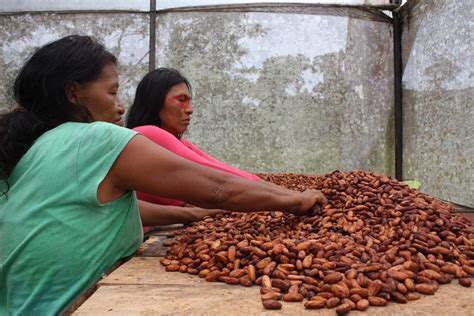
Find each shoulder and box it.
[48,122,133,138]
[80,122,137,148]
[132,125,179,143]
[87,121,134,134]
[132,125,168,136]
[39,122,137,157]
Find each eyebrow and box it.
[173,94,191,98]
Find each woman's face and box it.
[71,63,125,126]
[159,82,193,137]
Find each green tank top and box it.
[0,122,143,314]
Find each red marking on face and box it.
[159,82,193,137]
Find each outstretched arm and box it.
[101,135,326,214]
[138,200,227,226]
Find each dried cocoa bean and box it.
[223,276,239,284]
[462,265,474,276]
[350,288,369,298]
[438,274,452,284]
[392,291,408,303]
[404,278,415,292]
[282,292,304,302]
[324,272,344,284]
[260,287,281,294]
[335,302,352,314]
[263,261,277,276]
[271,279,291,292]
[247,264,256,282]
[356,299,369,311]
[261,292,282,301]
[368,296,388,306]
[318,292,334,299]
[206,270,222,282]
[262,299,282,310]
[459,278,472,287]
[326,297,341,308]
[165,264,180,272]
[261,275,271,288]
[256,257,272,269]
[305,300,326,309]
[331,283,350,298]
[239,275,252,287]
[419,269,441,281]
[368,280,383,297]
[415,283,439,295]
[406,292,421,301]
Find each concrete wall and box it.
[0,13,149,112]
[401,0,473,206]
[156,8,394,175]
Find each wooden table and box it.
[73,224,474,315]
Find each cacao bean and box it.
[415,283,439,295]
[282,292,304,302]
[356,299,369,311]
[335,302,352,314]
[305,300,326,309]
[262,299,282,310]
[368,296,388,306]
[326,297,341,308]
[459,278,472,287]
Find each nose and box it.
[116,97,125,115]
[184,102,193,115]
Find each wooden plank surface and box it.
[76,276,474,315]
[74,231,474,315]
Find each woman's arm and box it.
[138,200,227,226]
[100,135,326,214]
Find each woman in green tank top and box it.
[0,35,326,314]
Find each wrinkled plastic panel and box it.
[401,0,474,206]
[155,8,394,175]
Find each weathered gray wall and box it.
[0,13,149,112]
[0,5,395,180]
[401,0,473,206]
[156,8,394,175]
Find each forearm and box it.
[206,176,303,213]
[138,200,200,226]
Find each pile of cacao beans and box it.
[160,171,474,314]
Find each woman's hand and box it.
[187,208,230,222]
[293,189,327,216]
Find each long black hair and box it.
[0,35,116,195]
[126,68,191,129]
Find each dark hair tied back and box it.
[0,35,117,195]
[127,68,191,129]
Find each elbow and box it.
[208,182,233,208]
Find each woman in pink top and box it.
[127,68,260,227]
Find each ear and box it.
[65,82,81,104]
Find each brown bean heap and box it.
[160,171,474,313]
